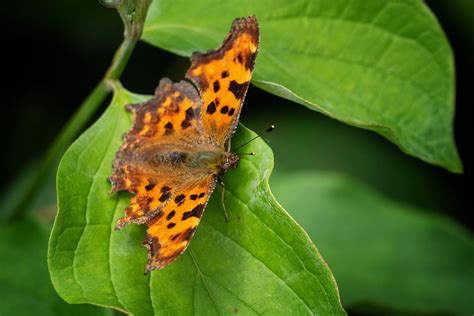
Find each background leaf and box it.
[0,217,110,316]
[48,86,345,315]
[142,0,461,172]
[271,171,474,315]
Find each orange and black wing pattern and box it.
[110,16,260,272]
[109,78,202,228]
[143,175,216,272]
[186,16,259,148]
[115,78,202,152]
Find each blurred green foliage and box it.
[272,172,474,315]
[0,218,112,315]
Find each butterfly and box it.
[109,16,259,273]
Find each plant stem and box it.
[6,0,152,221]
[105,36,137,81]
[7,37,138,221]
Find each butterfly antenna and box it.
[235,125,275,154]
[240,152,256,156]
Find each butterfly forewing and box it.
[186,16,259,148]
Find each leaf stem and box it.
[104,36,137,82]
[6,1,151,221]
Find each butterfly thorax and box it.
[150,149,239,174]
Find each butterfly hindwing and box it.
[186,16,259,148]
[111,168,176,229]
[143,175,217,272]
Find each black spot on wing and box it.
[181,120,191,129]
[145,182,156,191]
[159,186,171,202]
[164,122,174,135]
[213,80,220,92]
[220,106,229,114]
[228,80,248,100]
[174,194,185,205]
[206,101,216,114]
[236,53,243,64]
[159,192,171,202]
[245,52,257,70]
[181,107,195,129]
[166,210,176,220]
[182,204,205,220]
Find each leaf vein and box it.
[189,246,221,315]
[206,223,313,314]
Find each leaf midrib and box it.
[188,247,221,315]
[239,157,340,313]
[221,189,314,314]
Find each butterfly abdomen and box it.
[149,151,188,166]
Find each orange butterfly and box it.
[109,16,259,272]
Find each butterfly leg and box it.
[218,178,229,222]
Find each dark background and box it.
[0,1,471,227]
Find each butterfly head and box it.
[219,152,240,174]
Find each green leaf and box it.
[0,217,110,316]
[142,0,461,172]
[48,85,345,315]
[271,172,474,315]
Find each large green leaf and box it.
[0,217,110,316]
[272,172,474,315]
[142,0,461,172]
[48,85,345,315]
